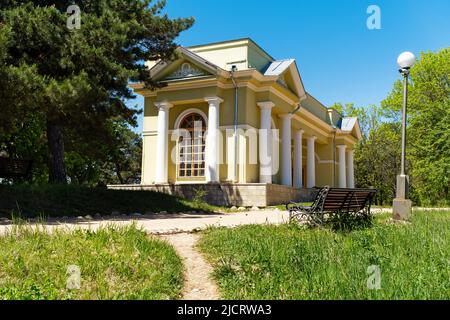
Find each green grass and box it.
[0,184,223,218]
[199,211,450,300]
[0,225,183,300]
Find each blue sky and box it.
[128,0,450,132]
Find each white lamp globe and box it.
[397,52,416,69]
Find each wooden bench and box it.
[286,186,377,226]
[0,157,33,180]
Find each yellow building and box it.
[113,38,362,207]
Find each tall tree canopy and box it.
[333,47,449,205]
[382,48,450,204]
[0,0,193,183]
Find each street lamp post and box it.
[393,51,415,220]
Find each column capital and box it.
[257,101,275,110]
[307,135,317,141]
[204,96,224,106]
[278,113,294,120]
[154,101,173,111]
[337,144,347,150]
[296,129,305,135]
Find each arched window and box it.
[178,113,206,178]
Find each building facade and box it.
[111,38,362,206]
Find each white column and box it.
[257,101,275,184]
[154,101,173,184]
[238,134,247,183]
[306,136,316,188]
[226,130,236,182]
[279,114,293,186]
[337,145,347,188]
[347,149,355,188]
[294,129,304,188]
[205,96,223,183]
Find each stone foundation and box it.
[107,183,317,207]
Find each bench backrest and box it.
[0,158,33,179]
[312,187,377,213]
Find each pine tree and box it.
[0,0,193,183]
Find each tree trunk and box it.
[115,163,125,184]
[47,121,67,184]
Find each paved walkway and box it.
[1,207,447,235]
[0,210,290,235]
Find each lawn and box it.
[0,225,183,299]
[0,184,222,218]
[199,210,450,300]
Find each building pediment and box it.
[340,117,363,140]
[264,59,306,99]
[149,47,222,82]
[164,62,209,81]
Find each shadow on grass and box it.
[0,211,229,227]
[0,184,222,219]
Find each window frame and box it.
[175,111,207,182]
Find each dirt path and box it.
[160,233,220,300]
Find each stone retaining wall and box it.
[107,183,318,207]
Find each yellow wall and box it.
[142,134,157,184]
[190,41,249,71]
[316,142,335,186]
[189,38,273,73]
